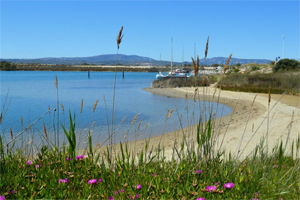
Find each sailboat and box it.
[156,38,188,79]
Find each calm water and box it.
[0,71,232,148]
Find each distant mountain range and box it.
[0,54,272,66]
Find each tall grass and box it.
[1,34,299,200]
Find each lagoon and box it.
[0,71,231,148]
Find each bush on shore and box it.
[152,75,217,88]
[218,72,300,95]
[273,59,300,72]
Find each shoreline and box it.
[86,86,299,160]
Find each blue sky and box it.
[0,0,299,62]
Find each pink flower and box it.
[109,197,113,200]
[35,164,41,169]
[206,186,216,192]
[194,170,202,174]
[136,194,140,198]
[9,190,15,194]
[214,182,219,186]
[137,184,141,189]
[26,161,32,165]
[88,179,97,184]
[59,178,68,184]
[152,173,157,176]
[0,195,4,200]
[196,198,205,200]
[76,155,84,160]
[224,183,234,189]
[98,178,102,183]
[66,157,72,161]
[120,189,124,192]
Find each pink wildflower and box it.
[0,195,4,200]
[224,183,234,189]
[88,179,97,184]
[76,155,84,160]
[206,186,216,192]
[59,178,68,184]
[26,161,32,165]
[194,170,202,174]
[196,198,205,200]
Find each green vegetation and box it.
[0,61,17,71]
[218,72,300,95]
[1,108,299,199]
[152,76,218,88]
[273,59,300,72]
[251,65,260,71]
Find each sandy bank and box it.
[87,87,299,160]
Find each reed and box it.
[205,36,209,59]
[223,53,232,74]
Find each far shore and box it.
[81,86,299,160]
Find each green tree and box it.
[0,61,17,71]
[273,59,300,72]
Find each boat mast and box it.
[182,46,184,69]
[171,37,173,73]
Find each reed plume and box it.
[21,116,23,125]
[223,53,232,74]
[93,99,99,113]
[138,120,142,130]
[117,26,124,49]
[131,114,140,125]
[79,130,82,140]
[191,56,200,76]
[43,122,47,139]
[167,109,175,119]
[145,123,149,130]
[80,99,83,113]
[205,36,209,59]
[60,103,64,112]
[10,128,13,140]
[55,75,58,89]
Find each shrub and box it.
[233,68,240,73]
[273,58,300,72]
[0,61,17,71]
[251,65,260,71]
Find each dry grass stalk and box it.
[10,128,13,140]
[251,94,257,107]
[138,120,142,130]
[145,123,149,130]
[93,99,99,113]
[55,75,58,89]
[205,36,209,58]
[124,131,127,140]
[223,53,232,74]
[28,125,31,131]
[80,99,83,113]
[43,122,47,139]
[268,87,271,106]
[167,109,175,119]
[191,56,200,76]
[120,116,126,125]
[212,88,217,99]
[208,75,210,85]
[117,26,124,49]
[96,143,101,146]
[202,74,205,85]
[79,130,82,140]
[48,106,51,114]
[131,114,140,125]
[60,103,64,112]
[21,116,23,125]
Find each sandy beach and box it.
[89,87,300,160]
